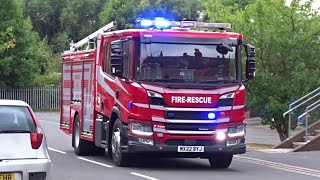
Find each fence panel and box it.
[0,87,60,111]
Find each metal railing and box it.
[298,99,320,142]
[283,87,320,138]
[0,87,60,110]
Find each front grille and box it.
[165,123,216,131]
[165,111,213,120]
[165,139,216,146]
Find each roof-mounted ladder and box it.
[68,21,117,52]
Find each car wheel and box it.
[111,118,130,167]
[208,154,233,169]
[73,115,90,155]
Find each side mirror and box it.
[216,43,233,55]
[244,44,256,80]
[110,40,125,77]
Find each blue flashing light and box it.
[140,19,153,27]
[154,18,170,28]
[167,112,175,119]
[128,101,133,109]
[208,112,216,120]
[137,17,171,29]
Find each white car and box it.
[0,100,52,180]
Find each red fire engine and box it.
[59,18,256,168]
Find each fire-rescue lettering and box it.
[171,96,212,103]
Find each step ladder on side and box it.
[274,87,320,152]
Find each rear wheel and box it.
[111,118,130,167]
[208,154,233,169]
[73,115,90,155]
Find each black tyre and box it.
[73,115,90,155]
[111,118,130,167]
[208,154,233,169]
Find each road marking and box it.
[48,147,67,154]
[235,155,320,177]
[39,120,59,125]
[77,157,113,168]
[130,172,159,180]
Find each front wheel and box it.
[208,154,233,169]
[111,119,130,167]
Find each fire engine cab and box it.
[59,18,256,168]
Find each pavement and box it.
[35,112,320,180]
[245,117,282,145]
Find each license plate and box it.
[0,173,15,180]
[178,146,204,152]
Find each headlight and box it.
[216,132,226,141]
[220,92,235,99]
[147,91,165,105]
[131,122,153,136]
[228,124,245,137]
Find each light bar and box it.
[136,18,232,30]
[171,21,232,29]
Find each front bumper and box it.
[0,158,52,180]
[126,136,246,158]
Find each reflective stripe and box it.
[115,77,129,95]
[233,105,245,110]
[97,67,129,113]
[216,129,228,133]
[167,130,215,135]
[142,84,239,95]
[151,117,230,123]
[153,127,215,135]
[133,103,149,108]
[164,89,219,94]
[150,105,165,110]
[141,84,165,93]
[152,117,166,122]
[219,86,240,94]
[153,127,166,133]
[164,106,232,112]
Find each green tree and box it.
[100,0,202,29]
[0,27,15,53]
[203,0,320,141]
[22,0,64,43]
[59,0,106,46]
[0,0,54,88]
[23,0,107,53]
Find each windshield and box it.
[0,106,36,133]
[134,42,238,84]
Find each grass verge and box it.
[247,143,274,150]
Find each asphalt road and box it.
[36,112,320,180]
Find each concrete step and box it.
[304,136,317,141]
[314,129,320,135]
[292,141,307,149]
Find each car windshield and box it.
[134,42,238,84]
[0,106,36,133]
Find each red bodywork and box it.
[59,29,246,148]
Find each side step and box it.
[273,120,320,152]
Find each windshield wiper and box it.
[197,80,238,84]
[0,130,31,133]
